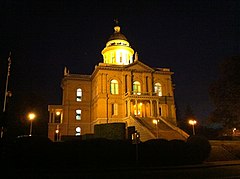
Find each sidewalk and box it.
[204,160,240,167]
[159,160,240,170]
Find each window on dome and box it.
[76,88,82,101]
[154,83,162,96]
[110,80,119,94]
[120,52,122,63]
[76,127,81,136]
[133,81,141,95]
[76,109,81,120]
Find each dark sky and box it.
[0,0,239,125]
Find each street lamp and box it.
[188,119,197,135]
[28,112,36,136]
[55,129,59,141]
[153,119,160,138]
[132,132,140,163]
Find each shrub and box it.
[186,135,212,164]
[168,139,188,165]
[139,139,171,166]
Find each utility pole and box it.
[1,52,12,139]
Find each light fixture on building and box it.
[56,111,61,116]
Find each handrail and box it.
[158,116,189,139]
[130,115,189,140]
[130,115,156,137]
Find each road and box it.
[3,161,240,178]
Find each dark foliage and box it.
[139,139,170,166]
[186,135,212,164]
[209,56,240,128]
[1,136,211,171]
[178,104,197,134]
[94,123,126,140]
[139,137,211,166]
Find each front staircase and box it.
[127,115,189,142]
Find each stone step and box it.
[130,116,188,142]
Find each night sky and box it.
[0,0,239,127]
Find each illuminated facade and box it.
[48,25,189,141]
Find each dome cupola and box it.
[101,25,134,65]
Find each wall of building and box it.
[48,62,177,141]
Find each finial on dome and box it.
[114,19,120,32]
[114,26,120,32]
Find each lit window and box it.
[76,109,81,120]
[112,103,118,115]
[76,88,82,101]
[133,81,141,95]
[110,79,119,94]
[154,83,162,96]
[120,52,122,63]
[76,127,81,136]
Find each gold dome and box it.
[108,26,128,41]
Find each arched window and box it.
[110,79,119,94]
[76,88,82,101]
[76,127,81,136]
[76,109,81,120]
[154,83,162,96]
[133,81,141,95]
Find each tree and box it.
[209,56,240,129]
[178,104,196,133]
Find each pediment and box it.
[125,60,154,72]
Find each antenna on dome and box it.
[114,18,119,25]
[113,19,120,33]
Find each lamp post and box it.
[55,129,59,141]
[28,113,36,136]
[153,119,160,138]
[132,132,140,163]
[188,119,197,135]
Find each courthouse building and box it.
[48,25,189,141]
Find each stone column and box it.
[150,100,153,117]
[135,99,138,115]
[127,99,131,116]
[156,100,160,117]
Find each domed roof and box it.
[108,26,128,41]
